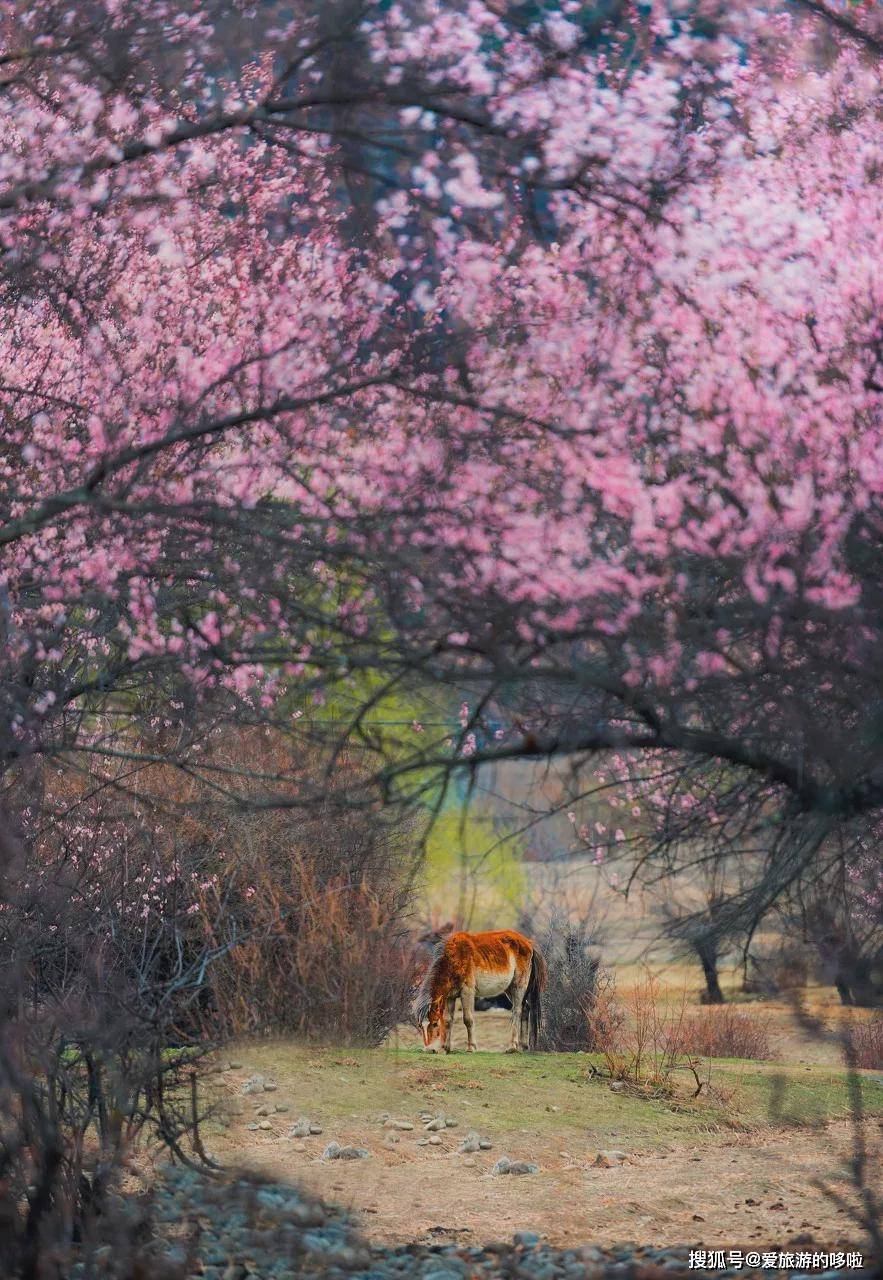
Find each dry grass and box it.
[680,1005,776,1061]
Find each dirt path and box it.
[211,1115,870,1250]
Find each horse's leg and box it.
[506,978,527,1052]
[444,994,456,1053]
[460,986,477,1052]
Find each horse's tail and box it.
[524,944,548,1051]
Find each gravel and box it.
[74,1166,875,1280]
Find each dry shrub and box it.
[32,728,420,1046]
[587,970,703,1091]
[846,1015,883,1070]
[680,1004,775,1060]
[743,943,810,996]
[198,852,419,1043]
[518,909,610,1052]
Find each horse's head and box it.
[420,996,447,1052]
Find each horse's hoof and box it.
[466,1045,477,1053]
[505,1046,521,1054]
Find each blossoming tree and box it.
[0,0,880,940]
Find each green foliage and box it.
[420,806,526,929]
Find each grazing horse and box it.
[413,929,547,1053]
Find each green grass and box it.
[212,1041,883,1149]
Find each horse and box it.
[412,929,547,1053]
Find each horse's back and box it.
[443,929,534,986]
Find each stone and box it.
[514,1231,541,1248]
[478,1138,493,1150]
[243,1074,265,1094]
[384,1119,414,1130]
[491,1157,511,1175]
[255,1105,273,1116]
[444,1117,457,1127]
[507,1160,539,1175]
[258,1120,272,1131]
[263,1081,278,1091]
[245,1123,260,1131]
[427,1136,442,1146]
[337,1146,370,1160]
[322,1142,342,1160]
[309,1123,323,1134]
[609,1081,624,1093]
[288,1117,313,1138]
[458,1132,480,1153]
[595,1150,630,1167]
[424,1117,446,1131]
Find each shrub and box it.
[198,851,420,1043]
[519,909,609,1052]
[680,1004,775,1060]
[743,943,810,996]
[588,970,699,1087]
[846,1015,883,1070]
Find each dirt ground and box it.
[202,1005,883,1255]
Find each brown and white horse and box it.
[413,929,547,1053]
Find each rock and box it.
[274,1103,289,1113]
[288,1117,313,1138]
[595,1150,630,1167]
[491,1157,511,1175]
[444,1117,457,1127]
[462,1157,476,1168]
[258,1120,273,1131]
[309,1123,323,1135]
[459,1132,481,1153]
[291,1141,307,1153]
[427,1136,442,1146]
[514,1232,542,1249]
[245,1123,261,1131]
[263,1081,278,1091]
[508,1161,539,1175]
[243,1074,265,1095]
[222,1266,248,1280]
[321,1141,368,1160]
[416,1138,430,1146]
[424,1117,446,1131]
[384,1119,414,1131]
[609,1081,624,1093]
[478,1138,493,1150]
[255,1105,274,1117]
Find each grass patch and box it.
[211,1041,883,1150]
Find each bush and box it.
[743,943,810,996]
[846,1015,883,1070]
[198,851,420,1043]
[588,970,697,1087]
[680,1004,775,1060]
[519,909,609,1052]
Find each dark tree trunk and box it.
[694,937,726,1004]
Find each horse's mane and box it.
[412,938,448,1023]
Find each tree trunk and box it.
[694,937,726,1004]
